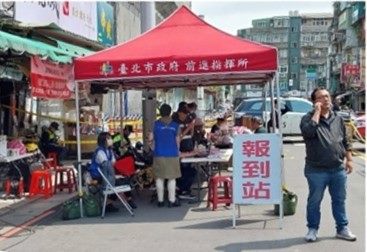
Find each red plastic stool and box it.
[54,166,77,194]
[29,169,53,198]
[47,152,58,169]
[3,177,24,198]
[207,175,232,210]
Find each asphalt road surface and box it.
[1,143,365,252]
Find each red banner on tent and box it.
[31,56,74,99]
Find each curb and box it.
[0,196,42,217]
[0,203,62,241]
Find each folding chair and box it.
[97,167,134,218]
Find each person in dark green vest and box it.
[112,125,134,157]
[251,116,267,134]
[39,121,67,165]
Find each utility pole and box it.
[141,2,156,150]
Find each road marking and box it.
[0,208,56,241]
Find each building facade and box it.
[328,1,365,112]
[237,11,332,95]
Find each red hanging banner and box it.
[31,56,74,99]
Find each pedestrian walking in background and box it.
[152,104,181,207]
[267,99,290,133]
[300,87,356,242]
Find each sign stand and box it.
[232,133,283,228]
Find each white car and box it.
[234,97,313,135]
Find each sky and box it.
[191,1,334,35]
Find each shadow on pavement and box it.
[176,218,264,230]
[48,188,211,225]
[214,237,308,251]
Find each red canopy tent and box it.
[74,5,278,88]
[72,6,280,216]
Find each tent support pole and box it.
[120,88,124,134]
[74,80,83,217]
[141,2,156,150]
[274,72,284,228]
[269,80,276,133]
[275,73,282,137]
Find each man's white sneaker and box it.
[336,227,357,241]
[305,228,318,242]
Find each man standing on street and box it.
[300,87,356,242]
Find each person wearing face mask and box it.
[88,132,120,212]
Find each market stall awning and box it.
[74,6,278,89]
[0,30,93,64]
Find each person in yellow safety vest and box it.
[112,125,134,158]
[39,122,67,165]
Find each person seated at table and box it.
[187,102,198,123]
[210,117,232,148]
[192,117,208,148]
[172,105,197,200]
[39,122,67,165]
[251,116,267,134]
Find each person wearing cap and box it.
[172,104,197,200]
[251,116,267,134]
[171,101,188,122]
[187,102,198,123]
[112,125,134,157]
[39,121,67,165]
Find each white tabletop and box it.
[181,149,233,163]
[0,152,37,163]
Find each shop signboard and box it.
[341,63,360,86]
[97,2,115,47]
[306,69,317,80]
[15,2,97,41]
[30,56,74,99]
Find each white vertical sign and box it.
[233,133,281,205]
[232,133,282,228]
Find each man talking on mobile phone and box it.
[300,87,356,242]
